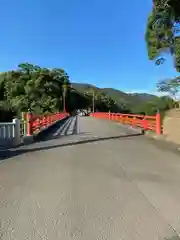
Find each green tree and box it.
[132,101,157,115]
[145,0,180,71]
[132,96,176,115]
[157,77,180,102]
[83,88,117,112]
[0,63,71,119]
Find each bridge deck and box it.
[0,116,180,240]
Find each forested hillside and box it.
[0,63,176,122]
[72,83,176,115]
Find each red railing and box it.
[90,112,162,134]
[23,112,69,136]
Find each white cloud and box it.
[126,89,166,96]
[125,90,180,100]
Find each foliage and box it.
[132,96,176,115]
[83,88,117,112]
[66,90,91,113]
[72,83,160,113]
[0,63,131,121]
[72,83,176,116]
[0,63,71,120]
[0,63,177,122]
[157,77,180,100]
[145,0,180,71]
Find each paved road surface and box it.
[0,116,180,240]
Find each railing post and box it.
[13,118,21,145]
[36,118,41,132]
[142,116,148,131]
[156,112,161,135]
[111,113,114,121]
[27,112,33,136]
[131,117,136,127]
[21,112,26,135]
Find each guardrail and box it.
[0,112,69,148]
[90,112,162,134]
[0,118,20,147]
[23,112,69,136]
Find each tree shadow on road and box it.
[0,133,143,161]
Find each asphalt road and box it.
[0,116,180,240]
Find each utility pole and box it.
[92,90,95,112]
[62,84,74,112]
[63,84,67,112]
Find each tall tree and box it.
[0,63,70,116]
[157,77,180,102]
[145,0,180,71]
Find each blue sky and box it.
[0,0,178,94]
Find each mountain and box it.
[71,82,158,110]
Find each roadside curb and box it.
[145,131,171,142]
[22,135,34,145]
[128,126,145,134]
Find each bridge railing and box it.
[0,112,69,148]
[90,112,162,134]
[23,112,69,136]
[0,119,20,148]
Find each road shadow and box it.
[33,117,71,142]
[0,133,142,161]
[34,116,78,142]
